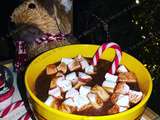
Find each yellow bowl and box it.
[25,44,152,120]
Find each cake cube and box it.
[88,93,103,109]
[129,90,143,104]
[57,62,67,74]
[68,60,81,71]
[46,64,57,75]
[118,72,137,83]
[92,85,110,102]
[114,83,130,95]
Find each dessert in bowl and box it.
[25,44,152,120]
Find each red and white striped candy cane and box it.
[92,42,122,74]
[19,111,32,120]
[0,100,24,117]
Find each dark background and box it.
[0,0,160,115]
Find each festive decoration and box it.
[92,42,122,74]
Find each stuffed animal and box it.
[11,0,78,71]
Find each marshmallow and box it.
[63,98,76,107]
[56,72,65,77]
[44,96,55,106]
[61,58,74,65]
[88,93,103,109]
[46,64,57,75]
[79,86,91,96]
[57,79,72,92]
[60,98,76,113]
[117,65,128,73]
[85,65,96,75]
[57,62,67,74]
[129,90,143,104]
[116,94,129,107]
[92,85,110,102]
[102,81,117,89]
[66,72,78,85]
[78,72,92,83]
[68,60,81,71]
[75,54,84,62]
[115,83,130,94]
[105,73,118,83]
[48,87,62,99]
[65,88,79,98]
[73,95,90,110]
[119,106,127,112]
[80,59,90,70]
[118,72,137,83]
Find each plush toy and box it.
[11,0,78,71]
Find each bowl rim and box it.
[25,44,153,119]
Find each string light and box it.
[140,26,143,30]
[135,0,140,5]
[135,21,138,25]
[141,35,146,39]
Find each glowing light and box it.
[140,26,143,30]
[136,0,140,4]
[142,35,146,39]
[135,21,138,25]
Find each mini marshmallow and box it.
[57,79,72,92]
[45,96,55,106]
[119,106,127,112]
[65,88,79,98]
[66,72,78,85]
[88,93,103,109]
[79,86,91,96]
[73,95,90,110]
[115,83,130,94]
[117,65,128,73]
[57,62,67,74]
[60,98,76,113]
[78,72,92,83]
[129,90,143,104]
[75,54,84,62]
[85,65,96,75]
[63,98,76,107]
[61,58,74,65]
[116,94,129,107]
[46,64,57,75]
[68,60,81,71]
[105,73,118,83]
[80,59,89,70]
[48,87,62,99]
[92,85,110,102]
[102,80,117,89]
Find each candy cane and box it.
[92,42,122,74]
[19,111,32,120]
[0,100,24,117]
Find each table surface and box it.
[1,61,160,120]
